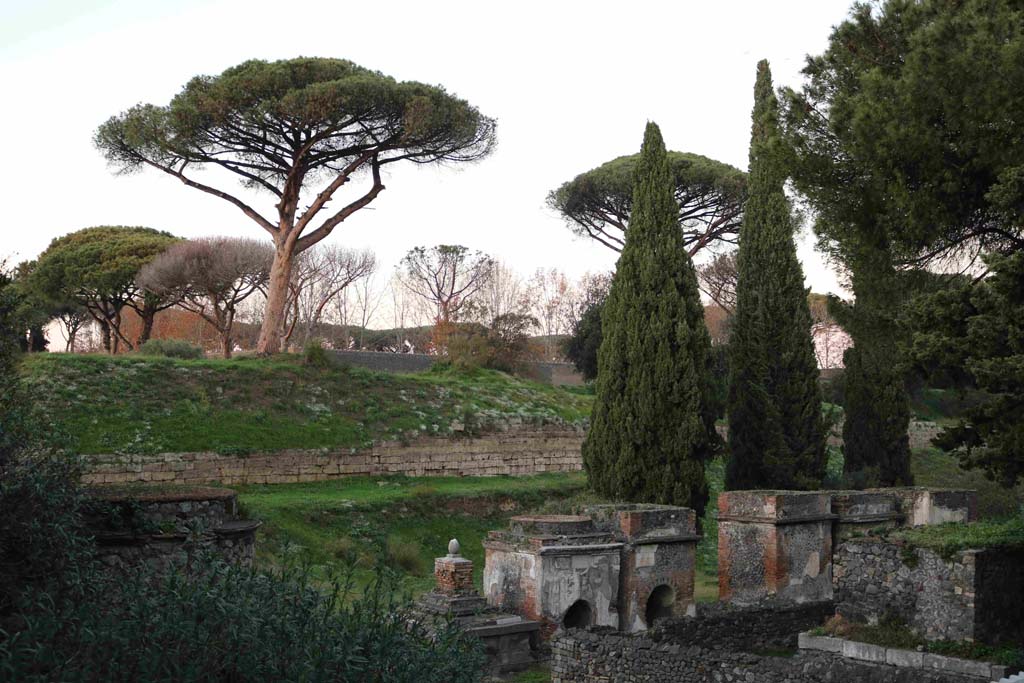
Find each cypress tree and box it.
[835,248,913,487]
[582,122,716,517]
[725,61,827,490]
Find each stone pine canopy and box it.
[546,151,747,254]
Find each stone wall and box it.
[83,424,585,486]
[834,537,1024,644]
[330,350,585,386]
[657,599,834,651]
[552,629,1003,683]
[85,488,259,574]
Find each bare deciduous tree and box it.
[528,268,573,358]
[352,272,385,349]
[283,245,377,349]
[561,271,613,333]
[477,260,530,323]
[400,245,494,324]
[139,237,273,358]
[697,250,738,315]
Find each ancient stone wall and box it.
[85,488,259,574]
[552,629,1003,683]
[329,350,584,386]
[834,537,1024,644]
[83,424,584,486]
[656,599,833,651]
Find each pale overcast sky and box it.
[1,0,853,294]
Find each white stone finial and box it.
[447,538,461,557]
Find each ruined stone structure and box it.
[415,539,542,676]
[475,486,1023,681]
[84,486,260,573]
[876,486,979,527]
[834,538,1024,644]
[830,489,903,542]
[717,490,836,604]
[482,504,699,636]
[83,423,584,486]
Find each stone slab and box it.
[841,639,887,663]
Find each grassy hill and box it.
[21,354,591,456]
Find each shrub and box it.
[387,535,426,576]
[445,327,493,371]
[1,560,486,682]
[302,338,333,368]
[138,338,204,359]
[0,451,92,619]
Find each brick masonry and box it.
[81,424,585,486]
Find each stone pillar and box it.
[420,539,486,616]
[435,538,475,594]
[718,490,835,604]
[587,504,700,632]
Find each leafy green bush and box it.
[302,338,332,368]
[1,560,485,682]
[138,338,204,359]
[0,451,92,619]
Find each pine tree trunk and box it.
[221,333,233,359]
[137,308,155,348]
[99,320,111,353]
[257,247,294,355]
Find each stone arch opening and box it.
[562,599,593,629]
[644,584,675,626]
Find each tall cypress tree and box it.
[725,61,826,491]
[582,122,716,517]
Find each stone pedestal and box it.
[420,539,486,616]
[587,504,700,632]
[718,491,836,604]
[415,538,542,676]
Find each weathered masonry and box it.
[482,504,699,635]
[84,486,260,574]
[83,424,584,486]
[415,539,542,677]
[717,490,836,604]
[477,487,1024,681]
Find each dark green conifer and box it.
[725,61,827,490]
[582,122,716,516]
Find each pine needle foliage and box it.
[582,122,716,516]
[726,61,827,491]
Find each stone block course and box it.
[81,424,585,486]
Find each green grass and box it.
[911,447,1024,519]
[235,472,590,596]
[508,666,551,683]
[20,354,591,455]
[892,516,1024,559]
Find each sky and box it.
[0,0,854,296]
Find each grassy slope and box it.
[911,447,1024,519]
[236,464,727,604]
[21,354,591,455]
[236,472,590,596]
